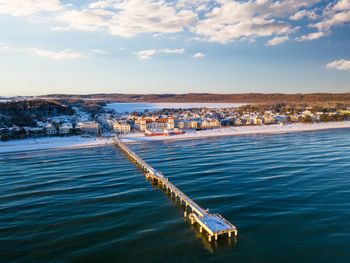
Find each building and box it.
[135,117,147,132]
[45,124,58,135]
[263,115,275,124]
[253,117,263,125]
[135,116,175,132]
[178,120,198,129]
[114,122,131,134]
[59,123,73,135]
[25,127,45,137]
[77,122,101,135]
[201,119,220,129]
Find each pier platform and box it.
[114,136,237,242]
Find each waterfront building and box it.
[44,124,58,135]
[76,122,101,135]
[135,116,175,131]
[253,117,263,125]
[25,127,45,137]
[178,120,198,129]
[274,115,289,124]
[59,123,73,135]
[201,119,220,129]
[263,115,276,124]
[114,122,131,134]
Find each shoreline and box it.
[1,121,349,154]
[0,136,114,154]
[119,121,350,143]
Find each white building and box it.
[178,120,198,129]
[135,117,175,132]
[77,122,101,135]
[201,119,220,129]
[59,123,73,135]
[45,124,58,135]
[113,122,131,134]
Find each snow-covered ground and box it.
[1,122,349,154]
[0,136,113,154]
[120,122,350,143]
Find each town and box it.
[1,99,350,141]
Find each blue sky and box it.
[0,0,349,96]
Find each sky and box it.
[0,0,349,96]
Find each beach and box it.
[0,136,113,154]
[120,121,350,143]
[1,121,350,153]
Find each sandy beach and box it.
[1,122,349,154]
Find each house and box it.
[114,122,131,134]
[59,123,73,135]
[76,122,101,135]
[274,115,289,124]
[45,123,58,135]
[135,116,175,131]
[253,117,263,125]
[263,115,275,124]
[26,127,45,137]
[201,119,220,129]
[178,120,198,129]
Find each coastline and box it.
[0,136,114,154]
[1,121,349,154]
[120,121,350,143]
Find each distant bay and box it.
[105,102,246,113]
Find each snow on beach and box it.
[119,122,350,143]
[1,122,349,154]
[0,136,113,154]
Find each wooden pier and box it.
[114,136,237,242]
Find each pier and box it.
[114,136,237,242]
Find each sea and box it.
[1,129,350,263]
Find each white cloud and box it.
[0,45,87,60]
[326,59,350,71]
[310,0,350,34]
[334,0,350,11]
[4,0,350,47]
[0,0,63,16]
[193,52,205,59]
[192,0,300,44]
[266,36,289,46]
[31,49,87,60]
[159,48,185,54]
[57,10,107,32]
[88,1,114,9]
[296,31,326,41]
[134,49,157,60]
[57,0,197,37]
[50,26,71,31]
[134,48,185,60]
[93,49,109,55]
[290,10,318,20]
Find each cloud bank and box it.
[2,0,350,46]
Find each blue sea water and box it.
[1,129,350,262]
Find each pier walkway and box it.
[114,136,237,242]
